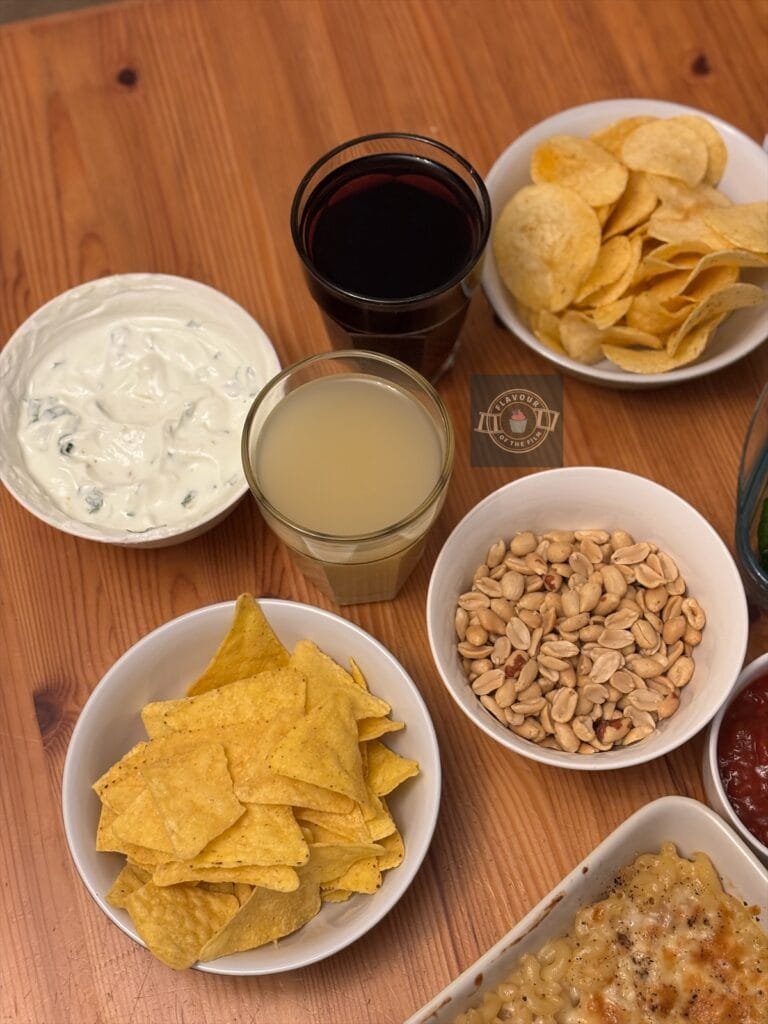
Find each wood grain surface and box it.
[0,1,766,1022]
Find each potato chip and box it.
[187,594,289,696]
[528,307,565,353]
[602,317,721,373]
[143,742,244,860]
[626,292,690,337]
[587,297,632,330]
[602,172,658,239]
[198,879,321,961]
[621,119,708,187]
[645,173,731,213]
[670,114,728,185]
[590,115,657,158]
[125,882,239,970]
[667,282,767,356]
[494,183,601,312]
[575,236,632,302]
[646,211,729,250]
[531,134,628,206]
[579,235,642,307]
[703,203,768,254]
[365,740,419,796]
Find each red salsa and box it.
[717,672,768,846]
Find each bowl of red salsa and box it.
[703,652,768,864]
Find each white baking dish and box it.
[407,796,768,1024]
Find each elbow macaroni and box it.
[454,843,768,1024]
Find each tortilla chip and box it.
[291,640,390,721]
[106,863,151,909]
[152,861,300,892]
[377,830,405,872]
[187,595,289,696]
[299,842,385,886]
[189,803,308,869]
[365,740,419,796]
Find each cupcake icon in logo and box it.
[508,408,528,435]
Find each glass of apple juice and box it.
[241,350,455,605]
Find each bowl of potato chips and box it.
[484,99,768,387]
[62,595,440,974]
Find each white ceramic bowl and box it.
[702,652,768,864]
[483,98,768,388]
[407,796,768,1023]
[426,467,749,770]
[62,599,441,974]
[0,274,281,547]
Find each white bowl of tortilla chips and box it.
[484,99,768,387]
[62,596,440,974]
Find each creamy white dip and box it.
[18,317,264,532]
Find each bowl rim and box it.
[706,651,768,858]
[61,597,442,975]
[426,466,749,770]
[0,272,281,546]
[482,97,768,388]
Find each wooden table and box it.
[0,1,766,1021]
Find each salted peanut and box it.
[539,702,555,735]
[518,608,542,630]
[554,721,580,752]
[601,700,617,720]
[505,554,532,574]
[539,736,562,750]
[472,669,505,695]
[578,624,603,643]
[568,572,588,590]
[543,529,575,544]
[477,608,507,635]
[612,542,652,564]
[658,551,679,582]
[465,624,489,647]
[490,563,507,581]
[455,607,469,641]
[517,591,546,610]
[626,706,655,730]
[517,681,543,703]
[504,709,525,727]
[541,639,580,659]
[572,715,596,743]
[547,540,573,563]
[627,688,663,712]
[558,612,590,633]
[495,678,518,708]
[623,724,654,745]
[643,610,664,634]
[605,607,639,630]
[662,615,687,645]
[528,626,544,657]
[632,619,659,650]
[525,575,545,593]
[525,552,549,575]
[596,716,630,743]
[657,693,680,719]
[491,635,512,666]
[538,665,561,683]
[635,563,667,589]
[590,649,623,683]
[645,586,669,613]
[682,598,706,630]
[551,687,579,723]
[577,742,597,755]
[506,617,532,650]
[559,667,577,688]
[595,593,622,616]
[510,531,538,556]
[512,720,546,742]
[504,651,529,678]
[500,571,525,601]
[480,694,507,723]
[662,595,683,623]
[668,656,694,688]
[576,529,610,544]
[580,538,604,564]
[579,581,603,612]
[458,591,490,612]
[486,539,506,569]
[666,574,687,596]
[627,654,664,679]
[458,641,494,659]
[577,654,593,677]
[598,627,634,650]
[646,552,664,577]
[611,670,637,694]
[610,529,635,551]
[575,692,595,716]
[475,576,504,598]
[473,563,489,582]
[583,682,610,704]
[684,625,702,646]
[490,597,514,622]
[665,640,684,670]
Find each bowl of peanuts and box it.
[426,467,749,769]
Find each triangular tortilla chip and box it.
[357,717,405,742]
[296,804,371,844]
[377,829,405,872]
[106,863,151,909]
[189,803,308,868]
[187,595,289,696]
[111,788,175,854]
[152,862,299,892]
[268,696,367,804]
[365,740,419,796]
[198,879,321,961]
[143,742,244,860]
[299,842,385,886]
[291,640,390,720]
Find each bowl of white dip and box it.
[0,274,281,546]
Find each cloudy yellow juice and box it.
[250,371,450,603]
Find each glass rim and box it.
[241,348,455,544]
[290,131,492,307]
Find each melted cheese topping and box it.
[455,843,768,1024]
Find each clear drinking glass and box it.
[290,133,491,383]
[736,383,768,608]
[242,350,454,605]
